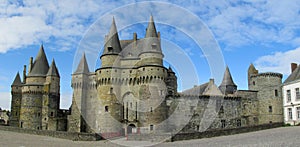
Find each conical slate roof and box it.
[74,53,89,74]
[28,45,49,77]
[103,17,122,55]
[145,15,158,38]
[284,64,300,84]
[47,59,60,77]
[12,72,22,86]
[220,66,236,86]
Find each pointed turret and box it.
[74,53,89,74]
[219,66,237,94]
[12,72,22,86]
[145,15,158,38]
[28,45,49,77]
[248,63,258,87]
[47,59,60,77]
[103,17,122,55]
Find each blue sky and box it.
[1,0,300,110]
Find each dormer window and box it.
[108,46,113,52]
[151,44,157,50]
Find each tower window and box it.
[221,120,226,128]
[151,44,157,50]
[275,89,278,97]
[108,47,113,52]
[150,125,154,131]
[105,106,109,112]
[150,107,153,112]
[252,81,255,85]
[110,87,113,94]
[50,112,54,117]
[269,106,272,113]
[237,119,241,127]
[20,122,23,128]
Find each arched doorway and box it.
[127,124,136,134]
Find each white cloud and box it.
[254,47,300,75]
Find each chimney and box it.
[23,65,26,83]
[291,63,297,73]
[209,78,214,84]
[29,57,33,73]
[133,32,137,41]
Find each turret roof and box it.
[28,45,49,77]
[74,53,89,74]
[47,59,60,77]
[220,66,236,87]
[103,17,122,55]
[12,72,22,86]
[145,15,158,38]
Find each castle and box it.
[10,16,283,138]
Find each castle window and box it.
[130,102,132,108]
[20,122,23,128]
[269,106,272,113]
[275,89,278,97]
[287,90,291,102]
[296,88,300,100]
[37,126,40,130]
[150,125,154,131]
[221,120,226,128]
[237,119,241,127]
[252,81,255,85]
[108,46,113,52]
[253,117,258,123]
[15,111,17,116]
[110,87,113,94]
[150,107,153,112]
[130,70,132,73]
[105,106,109,112]
[44,118,47,121]
[151,44,157,50]
[37,112,41,117]
[50,112,54,117]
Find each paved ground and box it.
[1,127,300,147]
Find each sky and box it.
[1,0,300,110]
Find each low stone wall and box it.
[0,125,101,141]
[127,123,283,142]
[171,122,283,141]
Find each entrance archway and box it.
[127,124,136,134]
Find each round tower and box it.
[249,72,283,124]
[20,45,49,130]
[95,18,123,138]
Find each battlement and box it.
[250,72,283,79]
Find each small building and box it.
[283,63,300,125]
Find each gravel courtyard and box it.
[1,126,300,147]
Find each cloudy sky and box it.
[1,0,300,110]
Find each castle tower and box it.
[248,64,283,124]
[248,63,258,88]
[96,18,123,138]
[19,45,49,130]
[139,15,163,66]
[68,53,90,132]
[219,66,237,95]
[43,59,60,130]
[101,17,122,68]
[10,72,22,127]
